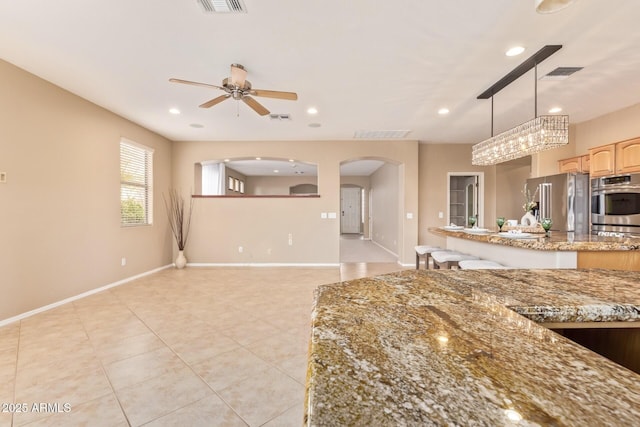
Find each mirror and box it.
[194,158,318,196]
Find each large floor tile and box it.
[216,367,304,427]
[104,346,186,390]
[13,366,112,426]
[20,393,127,427]
[142,394,247,427]
[192,347,274,391]
[115,365,213,426]
[262,402,305,427]
[91,331,165,365]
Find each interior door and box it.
[341,187,362,234]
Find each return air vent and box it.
[269,113,291,121]
[540,67,583,81]
[354,129,411,139]
[197,0,247,13]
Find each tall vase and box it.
[175,250,187,269]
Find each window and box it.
[120,139,153,226]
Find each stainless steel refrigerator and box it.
[526,172,590,233]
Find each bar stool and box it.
[415,246,446,269]
[458,260,508,270]
[431,251,478,270]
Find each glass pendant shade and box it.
[471,115,569,165]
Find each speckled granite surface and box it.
[430,227,640,251]
[305,269,640,426]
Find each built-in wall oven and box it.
[591,174,640,236]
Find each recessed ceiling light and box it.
[273,169,279,173]
[255,157,262,160]
[308,123,321,128]
[506,46,525,57]
[288,159,295,162]
[438,108,450,115]
[169,108,181,115]
[224,158,230,162]
[549,107,563,113]
[189,123,204,128]
[307,107,318,115]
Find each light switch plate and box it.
[0,172,6,183]
[321,212,327,219]
[406,212,413,219]
[328,212,337,219]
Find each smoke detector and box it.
[197,0,247,13]
[269,113,291,121]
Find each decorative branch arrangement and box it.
[521,183,539,213]
[163,189,194,251]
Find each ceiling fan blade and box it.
[230,64,247,88]
[199,94,230,108]
[251,89,298,101]
[242,96,270,116]
[169,78,225,91]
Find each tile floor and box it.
[0,262,408,427]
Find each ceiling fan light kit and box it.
[472,45,569,166]
[170,63,297,116]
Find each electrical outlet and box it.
[288,233,293,246]
[238,246,243,253]
[438,211,444,219]
[121,257,126,266]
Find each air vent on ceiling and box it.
[354,130,411,139]
[540,67,583,81]
[197,0,247,13]
[269,113,291,121]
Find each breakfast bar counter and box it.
[304,269,640,426]
[429,227,640,270]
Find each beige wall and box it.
[171,140,419,265]
[370,163,399,254]
[246,175,317,195]
[0,59,173,321]
[496,161,532,222]
[418,144,496,248]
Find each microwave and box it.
[591,174,640,234]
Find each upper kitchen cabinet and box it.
[589,144,616,177]
[615,138,640,174]
[589,138,640,177]
[558,154,590,174]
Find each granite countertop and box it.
[305,269,640,426]
[430,227,640,251]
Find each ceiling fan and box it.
[169,63,298,116]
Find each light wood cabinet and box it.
[589,144,616,177]
[558,156,582,173]
[557,154,591,173]
[581,154,590,173]
[615,138,640,174]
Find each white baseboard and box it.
[187,263,341,268]
[0,264,173,327]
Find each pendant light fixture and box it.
[471,45,569,166]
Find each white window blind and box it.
[120,139,153,226]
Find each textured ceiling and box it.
[1,1,640,144]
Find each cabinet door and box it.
[615,138,640,174]
[581,154,590,173]
[589,144,616,177]
[558,156,582,173]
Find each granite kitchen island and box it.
[304,269,640,426]
[429,227,640,270]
